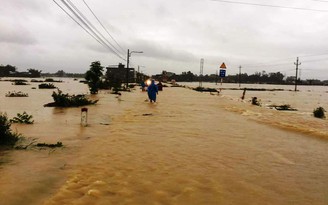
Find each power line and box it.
[210,0,328,13]
[63,0,125,60]
[312,0,328,3]
[53,0,126,61]
[65,0,124,56]
[243,51,328,68]
[82,0,126,53]
[52,0,103,46]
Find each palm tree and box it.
[85,61,104,94]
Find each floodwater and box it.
[0,78,327,205]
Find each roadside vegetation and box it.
[44,89,98,107]
[85,61,104,94]
[0,113,21,147]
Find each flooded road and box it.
[0,79,327,204]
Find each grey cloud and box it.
[0,24,37,45]
[130,39,197,62]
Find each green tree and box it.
[28,68,42,77]
[0,64,16,77]
[85,61,104,94]
[55,70,65,77]
[0,113,21,146]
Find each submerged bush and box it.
[44,89,98,107]
[10,112,34,124]
[0,113,21,146]
[38,83,56,89]
[13,80,28,85]
[313,107,326,119]
[251,97,261,106]
[5,91,28,97]
[44,78,62,83]
[193,87,218,92]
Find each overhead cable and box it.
[52,0,103,46]
[210,0,328,12]
[53,0,126,61]
[65,0,124,56]
[82,0,126,53]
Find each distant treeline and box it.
[0,64,41,78]
[42,70,85,78]
[2,64,327,85]
[161,71,328,86]
[0,65,84,78]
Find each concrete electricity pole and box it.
[126,49,143,88]
[199,58,204,87]
[239,65,242,87]
[126,49,130,88]
[294,57,301,91]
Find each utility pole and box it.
[239,65,242,87]
[294,57,301,92]
[126,49,143,88]
[199,58,204,87]
[215,69,218,85]
[126,49,130,88]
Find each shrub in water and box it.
[251,97,261,106]
[10,112,34,124]
[313,107,326,119]
[193,87,218,92]
[44,89,98,107]
[5,91,28,97]
[38,83,56,89]
[13,80,28,85]
[0,113,21,146]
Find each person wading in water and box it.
[147,80,158,103]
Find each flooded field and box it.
[0,78,327,205]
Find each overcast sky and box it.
[1,0,328,79]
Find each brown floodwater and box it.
[0,79,327,205]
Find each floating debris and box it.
[267,104,298,111]
[36,141,63,148]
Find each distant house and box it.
[106,63,135,83]
[154,70,175,82]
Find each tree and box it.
[85,61,104,94]
[268,72,284,84]
[0,64,16,77]
[55,70,65,77]
[28,68,42,77]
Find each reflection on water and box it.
[0,79,327,205]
